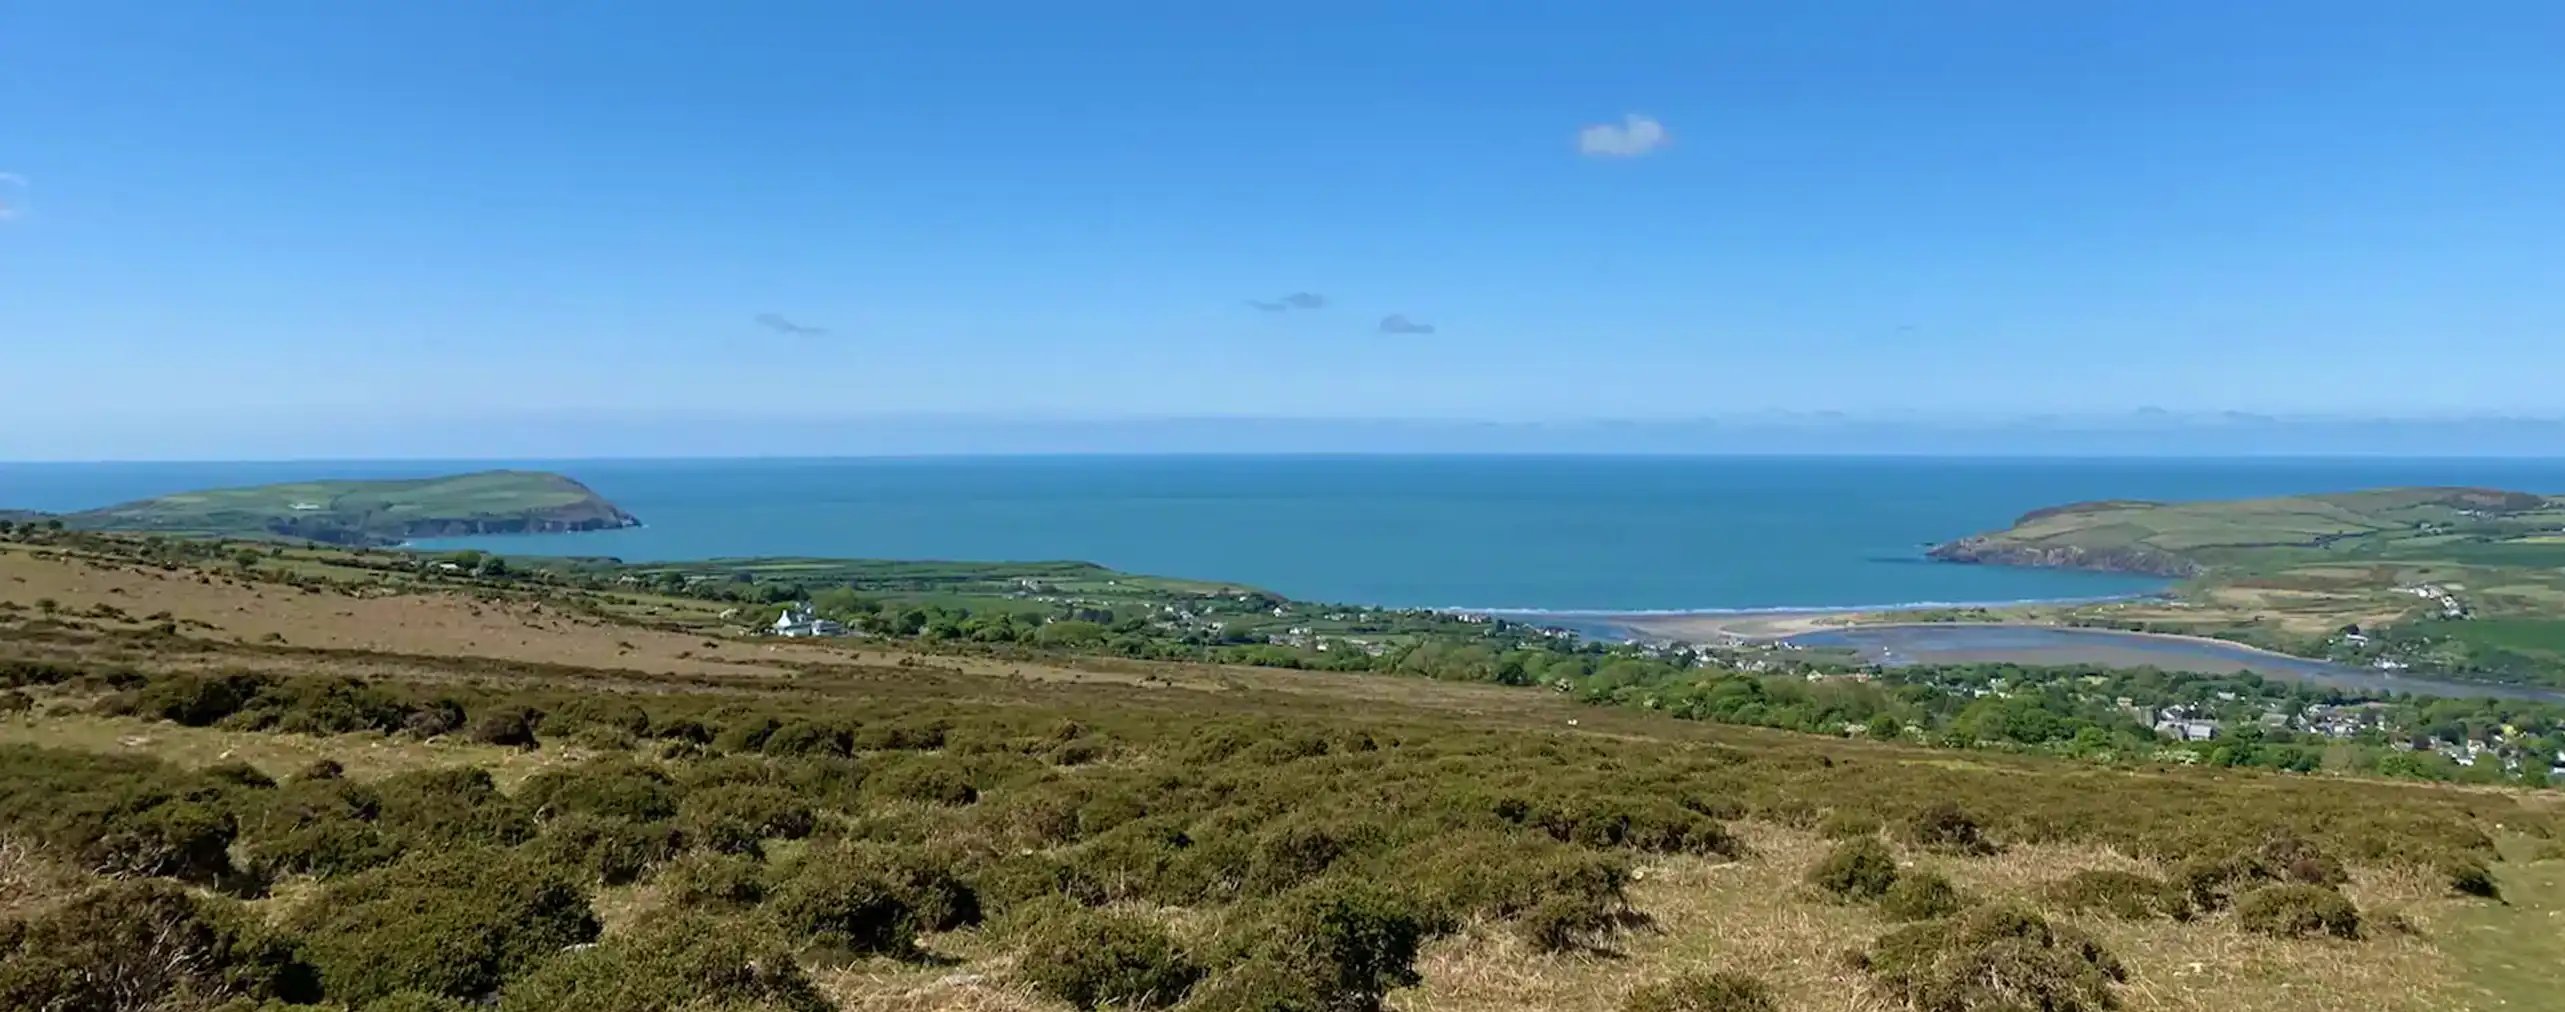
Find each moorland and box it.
[2,514,2562,1012]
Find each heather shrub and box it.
[0,879,315,1012]
[2235,884,2361,939]
[1194,879,1424,1012]
[496,913,829,1012]
[467,706,543,748]
[1621,970,1779,1012]
[1808,836,1899,901]
[658,850,768,910]
[533,814,686,885]
[2443,858,2501,900]
[866,756,979,807]
[520,760,682,824]
[290,848,600,1004]
[1863,905,2124,1012]
[372,767,535,849]
[1011,902,1201,1010]
[1903,801,1995,856]
[677,784,815,855]
[2043,869,2188,921]
[763,857,922,961]
[1879,869,1966,922]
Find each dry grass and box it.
[1399,823,2467,1012]
[0,712,577,787]
[0,836,88,918]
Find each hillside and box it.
[28,469,641,547]
[1,526,2560,1012]
[1929,486,2565,577]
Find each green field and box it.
[17,470,638,547]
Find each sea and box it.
[8,456,2565,615]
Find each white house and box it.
[771,603,845,638]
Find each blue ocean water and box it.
[8,456,2565,613]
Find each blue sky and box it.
[5,2,2565,458]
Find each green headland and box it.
[20,469,641,548]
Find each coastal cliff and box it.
[35,470,642,548]
[1926,536,2203,577]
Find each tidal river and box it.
[1782,625,2565,703]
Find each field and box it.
[21,470,638,546]
[3,530,2564,1012]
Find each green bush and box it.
[2234,885,2361,939]
[1621,970,1779,1012]
[763,856,922,961]
[1903,801,1995,856]
[1878,869,1966,922]
[866,756,980,807]
[1516,891,1623,953]
[1012,903,1201,1010]
[658,850,768,910]
[1863,905,2124,1012]
[677,784,815,855]
[291,848,600,1004]
[1198,879,1425,1012]
[205,761,277,790]
[372,767,535,849]
[497,913,829,1012]
[1807,836,1899,901]
[468,706,543,748]
[2042,870,2188,921]
[359,992,473,1012]
[533,814,685,886]
[246,817,400,880]
[136,671,269,727]
[520,760,682,823]
[0,879,315,1012]
[0,746,243,883]
[2255,835,2348,888]
[2443,858,2501,900]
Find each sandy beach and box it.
[1614,609,1886,641]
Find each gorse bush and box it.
[2234,884,2361,939]
[1863,905,2125,1012]
[1195,879,1426,1012]
[2042,869,2189,921]
[496,913,829,1012]
[0,745,241,884]
[290,847,600,1004]
[1622,970,1780,1012]
[0,879,315,1012]
[1903,801,1996,856]
[1879,868,1966,922]
[1808,836,1900,901]
[1011,901,1201,1010]
[762,854,923,961]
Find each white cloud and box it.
[1576,114,1669,158]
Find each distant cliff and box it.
[1926,486,2564,579]
[39,470,640,548]
[1926,536,2203,577]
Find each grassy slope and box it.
[54,470,632,544]
[1932,488,2565,653]
[1944,487,2565,571]
[4,536,2564,1010]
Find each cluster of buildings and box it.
[769,603,846,638]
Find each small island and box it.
[18,470,640,547]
